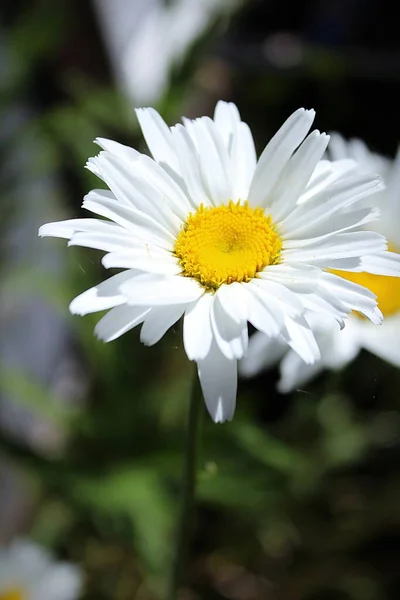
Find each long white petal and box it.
[87,153,182,232]
[270,131,330,220]
[360,251,400,276]
[230,122,257,201]
[82,194,173,250]
[120,273,204,305]
[299,158,357,204]
[216,283,248,324]
[280,174,384,236]
[95,137,140,162]
[197,340,237,423]
[252,279,305,318]
[186,117,231,205]
[68,231,136,253]
[38,214,120,240]
[213,100,241,151]
[283,232,387,263]
[140,304,187,346]
[281,314,321,364]
[95,305,150,342]
[69,271,135,316]
[242,285,283,337]
[135,107,179,171]
[183,294,213,361]
[170,124,210,208]
[210,293,248,360]
[248,108,315,207]
[283,207,380,248]
[318,272,382,324]
[102,251,180,274]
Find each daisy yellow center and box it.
[0,589,25,600]
[332,245,400,318]
[174,201,282,290]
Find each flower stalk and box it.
[168,371,202,600]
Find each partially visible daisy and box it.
[0,539,82,600]
[241,135,400,392]
[39,103,397,422]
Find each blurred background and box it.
[1,0,400,598]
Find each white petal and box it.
[120,273,204,305]
[283,207,380,248]
[102,251,180,274]
[86,153,182,232]
[360,251,400,276]
[132,153,193,219]
[283,231,387,264]
[197,340,237,423]
[69,271,135,316]
[269,131,330,220]
[241,284,283,337]
[95,137,140,162]
[39,214,119,239]
[213,100,241,150]
[300,158,357,204]
[248,108,315,207]
[170,124,210,208]
[281,314,321,364]
[278,350,323,393]
[216,282,248,324]
[261,263,321,294]
[210,293,248,360]
[95,305,150,342]
[251,279,305,318]
[358,314,400,367]
[135,107,179,171]
[318,272,382,324]
[280,173,384,237]
[187,117,231,205]
[230,122,257,201]
[68,231,136,253]
[140,304,187,346]
[183,294,213,361]
[239,331,287,378]
[82,193,173,250]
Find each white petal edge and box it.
[95,305,151,342]
[197,339,237,423]
[183,293,213,361]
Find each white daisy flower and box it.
[39,103,396,422]
[0,539,82,600]
[241,135,400,392]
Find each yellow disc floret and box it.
[174,201,282,291]
[332,245,400,318]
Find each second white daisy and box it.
[241,135,400,392]
[0,539,82,600]
[39,103,397,421]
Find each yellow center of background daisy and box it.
[174,201,282,290]
[0,589,25,600]
[337,270,400,317]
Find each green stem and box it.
[168,371,202,600]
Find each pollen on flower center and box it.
[174,201,282,290]
[0,589,25,600]
[332,245,400,318]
